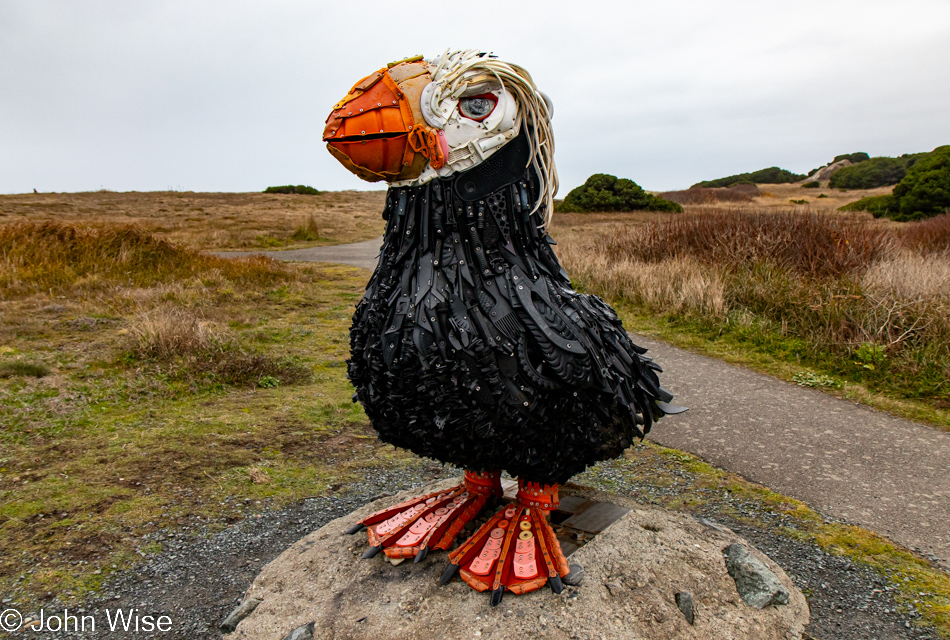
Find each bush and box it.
[829,153,927,189]
[840,147,950,222]
[692,167,805,189]
[840,195,897,217]
[891,146,950,221]
[802,181,820,188]
[264,185,321,195]
[556,174,682,213]
[833,152,870,165]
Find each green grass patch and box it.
[607,301,950,431]
[0,228,428,605]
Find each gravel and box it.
[6,460,942,640]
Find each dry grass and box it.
[0,221,292,297]
[902,213,950,255]
[0,216,391,604]
[0,190,386,250]
[659,185,758,205]
[128,307,232,360]
[558,235,727,315]
[596,209,892,277]
[555,207,950,410]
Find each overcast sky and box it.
[2,0,949,195]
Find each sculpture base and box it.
[225,479,808,640]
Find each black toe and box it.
[439,563,460,585]
[361,545,382,559]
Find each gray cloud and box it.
[2,0,949,194]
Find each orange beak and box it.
[323,56,449,183]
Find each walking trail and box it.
[216,239,950,569]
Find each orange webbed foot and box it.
[441,480,569,606]
[347,470,501,562]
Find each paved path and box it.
[214,237,383,270]
[214,240,950,569]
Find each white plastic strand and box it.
[428,50,559,228]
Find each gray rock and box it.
[813,159,851,182]
[724,543,790,609]
[220,597,263,633]
[227,480,808,640]
[281,621,315,640]
[563,563,585,586]
[675,591,695,625]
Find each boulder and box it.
[226,480,808,640]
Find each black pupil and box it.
[462,97,494,118]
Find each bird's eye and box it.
[458,93,498,121]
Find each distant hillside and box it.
[829,152,931,189]
[692,167,805,189]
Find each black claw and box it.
[414,547,428,563]
[439,563,460,585]
[548,575,564,594]
[489,587,504,607]
[361,545,382,559]
[344,522,366,535]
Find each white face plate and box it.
[392,72,521,187]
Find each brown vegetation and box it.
[0,221,291,296]
[659,184,759,205]
[0,190,386,250]
[556,208,950,409]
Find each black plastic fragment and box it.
[549,575,564,594]
[489,587,505,607]
[344,522,365,535]
[439,563,460,585]
[361,545,382,559]
[346,143,684,486]
[414,547,428,563]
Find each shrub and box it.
[692,167,805,189]
[817,193,829,198]
[891,146,950,221]
[264,185,321,195]
[790,199,809,204]
[829,153,927,189]
[833,152,870,165]
[840,195,897,217]
[556,174,682,213]
[840,147,950,222]
[802,181,820,188]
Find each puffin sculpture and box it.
[323,50,684,606]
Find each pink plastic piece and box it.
[468,532,505,575]
[512,538,538,579]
